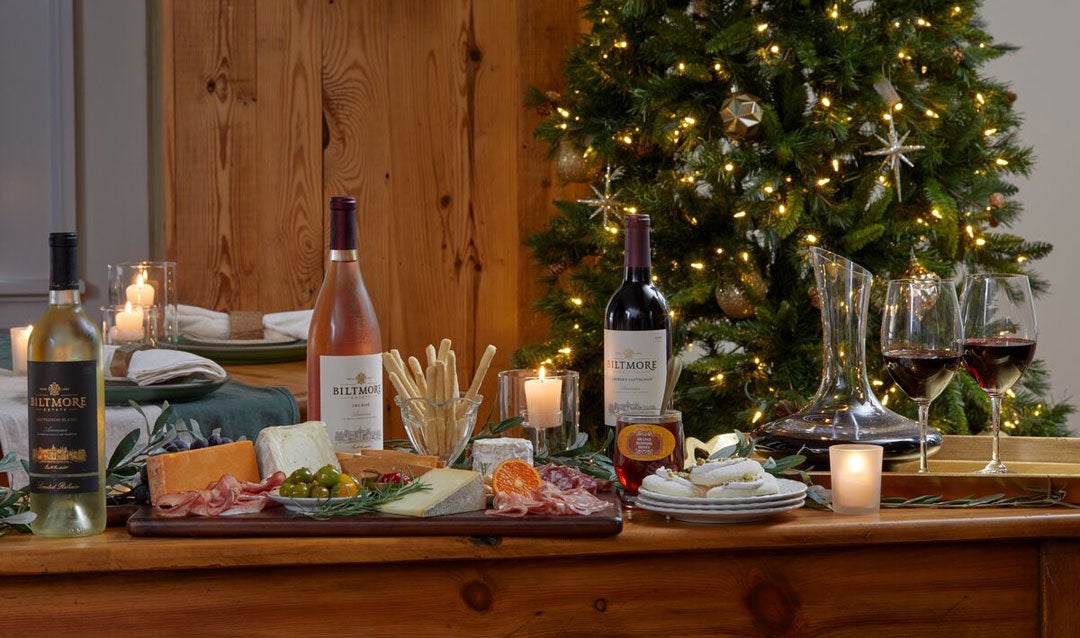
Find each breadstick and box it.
[437,338,452,364]
[425,364,437,402]
[408,356,429,396]
[383,352,418,398]
[464,344,496,402]
[425,344,437,368]
[387,371,413,401]
[448,350,460,399]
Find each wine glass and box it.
[881,278,963,473]
[960,274,1038,474]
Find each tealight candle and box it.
[125,272,155,306]
[10,325,32,375]
[829,444,884,515]
[113,302,145,342]
[523,365,563,429]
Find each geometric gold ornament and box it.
[719,93,764,141]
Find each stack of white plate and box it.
[635,477,808,524]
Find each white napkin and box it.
[177,304,311,341]
[105,346,228,386]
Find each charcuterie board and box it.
[126,494,623,538]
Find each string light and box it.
[925,109,939,119]
[777,204,787,215]
[740,251,750,262]
[821,96,832,108]
[931,208,943,219]
[557,107,570,118]
[965,224,975,238]
[570,297,583,306]
[976,92,986,105]
[614,40,628,49]
[711,373,724,384]
[733,211,747,218]
[724,163,735,172]
[806,233,818,243]
[756,23,769,32]
[817,177,831,186]
[995,157,1009,166]
[770,44,780,54]
[558,346,572,355]
[975,238,986,246]
[677,62,686,72]
[764,185,775,194]
[716,247,724,255]
[953,5,963,14]
[751,410,763,423]
[831,158,840,171]
[984,128,998,136]
[690,262,704,270]
[1017,255,1028,263]
[829,4,839,19]
[916,17,930,27]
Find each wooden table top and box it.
[6,506,1080,576]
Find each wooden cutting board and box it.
[126,495,623,538]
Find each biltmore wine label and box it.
[319,353,383,452]
[603,329,667,427]
[27,360,100,493]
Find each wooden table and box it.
[3,506,1080,636]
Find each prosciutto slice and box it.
[154,471,286,518]
[487,481,613,518]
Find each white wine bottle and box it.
[306,196,384,452]
[27,232,106,537]
[603,214,671,433]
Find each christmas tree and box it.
[517,0,1072,441]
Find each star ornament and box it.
[578,165,626,227]
[865,118,924,202]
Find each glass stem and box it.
[916,401,930,473]
[989,393,1003,466]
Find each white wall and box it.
[983,0,1080,429]
[0,0,148,328]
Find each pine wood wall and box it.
[159,0,586,437]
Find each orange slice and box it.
[491,459,542,497]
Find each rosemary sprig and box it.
[0,452,32,534]
[300,479,430,519]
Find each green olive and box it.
[309,484,331,499]
[280,482,310,498]
[288,467,314,484]
[313,465,341,489]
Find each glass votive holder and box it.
[829,444,884,515]
[395,394,482,465]
[497,368,580,455]
[613,409,684,499]
[10,325,33,375]
[101,304,159,346]
[107,261,177,344]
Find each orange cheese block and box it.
[147,441,260,504]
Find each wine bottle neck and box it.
[329,200,358,252]
[49,289,80,306]
[330,249,358,262]
[623,219,651,281]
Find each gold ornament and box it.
[716,285,754,319]
[555,139,601,183]
[716,269,767,319]
[988,192,1006,210]
[719,93,764,141]
[899,252,940,317]
[900,253,935,280]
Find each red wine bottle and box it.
[603,214,671,431]
[307,196,383,452]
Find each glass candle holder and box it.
[829,444,884,515]
[101,304,159,346]
[108,261,177,344]
[497,368,580,455]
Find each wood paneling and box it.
[163,0,585,437]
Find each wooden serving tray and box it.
[813,435,1080,503]
[126,494,623,538]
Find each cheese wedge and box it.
[147,441,260,504]
[376,468,485,518]
[255,421,340,479]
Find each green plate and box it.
[174,338,307,364]
[104,375,229,405]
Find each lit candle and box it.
[10,325,32,375]
[829,444,884,515]
[125,272,155,306]
[113,302,145,342]
[523,365,563,429]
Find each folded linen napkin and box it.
[104,346,228,386]
[177,304,312,341]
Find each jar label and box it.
[320,354,383,452]
[28,360,100,493]
[617,424,676,461]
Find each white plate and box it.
[636,500,805,524]
[268,492,350,513]
[636,493,805,512]
[638,477,807,506]
[181,335,300,346]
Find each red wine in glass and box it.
[962,338,1037,394]
[883,349,963,402]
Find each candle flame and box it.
[847,453,866,472]
[538,365,547,381]
[124,301,133,313]
[136,273,145,286]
